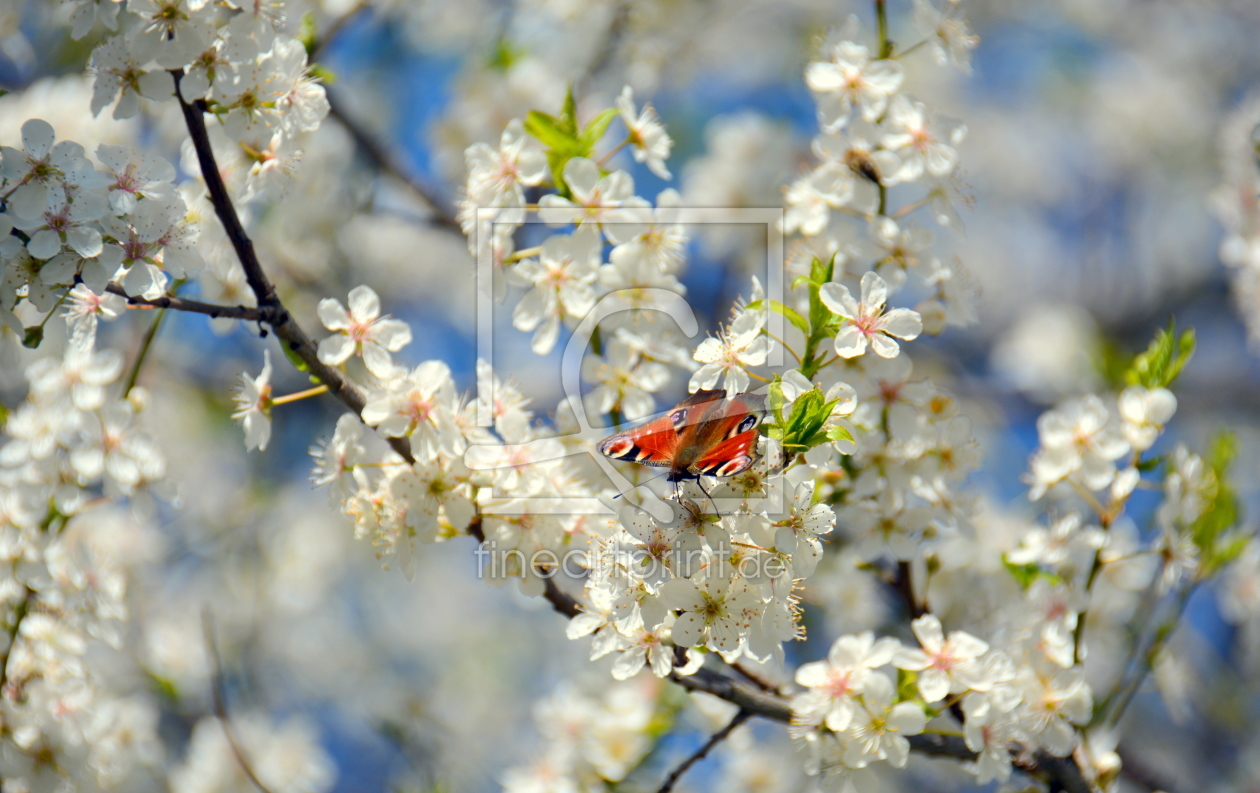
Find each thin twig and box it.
[728,661,779,692]
[325,91,462,235]
[106,283,268,322]
[123,305,168,397]
[0,585,36,690]
[894,560,926,619]
[202,611,276,793]
[1103,582,1197,728]
[309,0,369,57]
[656,709,750,793]
[170,68,414,466]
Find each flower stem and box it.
[597,137,631,168]
[271,384,330,406]
[504,245,541,263]
[763,330,802,364]
[875,0,893,59]
[123,305,168,397]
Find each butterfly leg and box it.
[697,477,719,516]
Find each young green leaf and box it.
[747,299,809,338]
[579,108,619,151]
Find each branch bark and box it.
[657,709,751,793]
[169,68,1095,793]
[106,283,268,322]
[171,69,414,466]
[325,91,463,235]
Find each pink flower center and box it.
[854,314,880,338]
[826,669,855,699]
[115,168,139,193]
[346,319,373,343]
[910,127,934,152]
[407,396,435,423]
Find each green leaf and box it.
[297,12,317,54]
[759,422,784,441]
[308,63,337,84]
[149,672,181,704]
[560,84,579,138]
[488,37,523,70]
[1125,318,1196,389]
[768,377,787,426]
[279,340,323,385]
[755,299,809,338]
[1193,431,1242,574]
[895,668,919,703]
[1136,455,1165,473]
[21,325,42,349]
[579,108,619,150]
[524,111,573,151]
[827,423,854,446]
[749,300,807,339]
[809,253,834,287]
[1001,559,1063,589]
[776,389,841,454]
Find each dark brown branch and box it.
[171,69,414,466]
[105,283,268,322]
[309,0,369,58]
[325,91,462,235]
[465,515,581,618]
[172,58,1094,793]
[668,667,1092,792]
[729,661,780,692]
[0,586,36,691]
[668,667,793,722]
[894,560,927,619]
[656,709,750,793]
[203,611,276,793]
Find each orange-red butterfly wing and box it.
[597,390,764,481]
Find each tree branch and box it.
[106,283,268,322]
[325,91,462,235]
[656,709,750,793]
[203,611,277,793]
[170,69,415,466]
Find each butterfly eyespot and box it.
[729,414,759,437]
[713,455,753,477]
[598,438,636,459]
[670,409,687,426]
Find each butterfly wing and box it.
[597,390,766,480]
[596,413,682,469]
[686,392,765,478]
[597,390,731,476]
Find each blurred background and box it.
[4,0,1260,790]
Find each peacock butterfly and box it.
[596,389,766,483]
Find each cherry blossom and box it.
[892,613,989,702]
[820,271,923,359]
[616,86,674,179]
[317,285,414,379]
[231,351,274,452]
[805,40,904,131]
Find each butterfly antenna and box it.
[613,471,671,500]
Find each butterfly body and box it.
[597,389,765,482]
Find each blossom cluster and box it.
[453,2,1251,791]
[0,337,167,789]
[2,0,1252,791]
[1,118,201,333]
